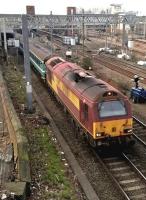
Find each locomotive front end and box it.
[93,91,133,146]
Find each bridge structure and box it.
[0,14,146,30]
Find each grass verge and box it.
[2,62,78,200]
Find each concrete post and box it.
[22,14,33,112]
[82,9,85,58]
[3,18,8,63]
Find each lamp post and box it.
[82,9,85,58]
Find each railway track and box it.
[94,117,146,200]
[133,39,146,57]
[31,67,146,199]
[32,89,99,200]
[95,151,146,200]
[51,37,146,86]
[100,54,146,75]
[93,55,146,84]
[30,70,126,200]
[133,116,146,146]
[18,37,146,199]
[30,36,146,85]
[33,31,146,66]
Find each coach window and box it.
[83,104,88,120]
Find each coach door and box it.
[80,102,89,129]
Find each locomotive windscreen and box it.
[98,100,126,118]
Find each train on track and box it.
[19,39,134,147]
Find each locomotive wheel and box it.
[119,138,127,148]
[70,118,74,126]
[71,119,79,138]
[63,107,68,114]
[88,135,97,148]
[128,140,135,146]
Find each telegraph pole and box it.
[105,20,109,48]
[50,11,53,55]
[144,22,146,39]
[3,18,8,64]
[82,9,85,57]
[22,14,33,113]
[71,9,74,37]
[122,18,126,51]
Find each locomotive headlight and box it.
[107,92,112,96]
[96,133,102,137]
[96,132,104,137]
[127,129,132,133]
[124,129,132,133]
[96,132,105,137]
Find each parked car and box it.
[117,53,130,60]
[98,47,115,55]
[137,60,146,66]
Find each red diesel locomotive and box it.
[44,56,133,147]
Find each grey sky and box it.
[0,0,146,15]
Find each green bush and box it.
[82,56,93,70]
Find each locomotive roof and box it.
[50,60,124,102]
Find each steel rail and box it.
[133,116,146,127]
[122,153,146,182]
[131,116,146,147]
[92,150,131,200]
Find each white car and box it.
[99,47,109,52]
[137,60,146,66]
[99,47,114,54]
[117,53,130,60]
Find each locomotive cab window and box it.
[98,100,126,118]
[83,103,88,120]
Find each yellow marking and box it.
[47,75,92,135]
[50,75,80,110]
[59,81,68,96]
[49,75,58,94]
[93,118,133,139]
[68,90,80,110]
